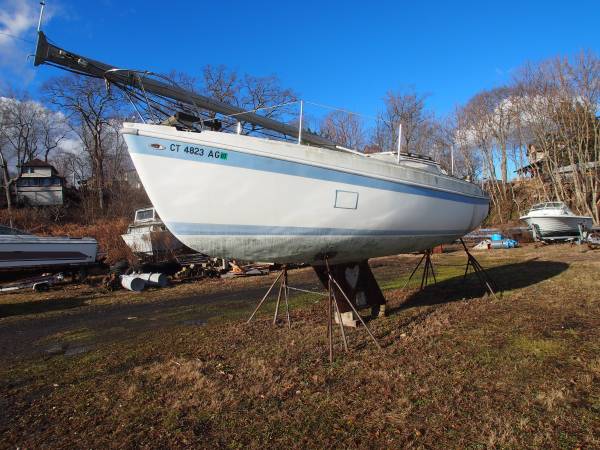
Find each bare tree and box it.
[44,75,124,212]
[201,65,298,134]
[39,109,69,162]
[202,65,240,108]
[456,93,509,221]
[452,106,483,181]
[481,87,514,185]
[374,89,433,154]
[53,148,89,187]
[0,105,11,209]
[319,111,366,150]
[0,93,68,209]
[512,52,600,222]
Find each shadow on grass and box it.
[389,259,569,314]
[0,296,88,318]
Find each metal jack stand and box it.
[247,260,381,363]
[401,249,437,290]
[460,239,499,300]
[247,266,291,328]
[324,258,381,363]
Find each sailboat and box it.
[122,123,488,264]
[33,31,489,309]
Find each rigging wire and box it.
[303,99,380,122]
[59,61,311,143]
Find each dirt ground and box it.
[1,244,599,448]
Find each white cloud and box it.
[0,0,55,83]
[0,1,36,44]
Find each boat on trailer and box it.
[520,202,593,241]
[0,225,97,270]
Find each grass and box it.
[1,244,599,448]
[510,336,563,359]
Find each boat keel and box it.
[312,260,386,318]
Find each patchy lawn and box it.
[1,244,599,448]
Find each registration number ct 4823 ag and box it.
[168,143,228,160]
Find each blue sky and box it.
[0,0,599,120]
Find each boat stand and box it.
[247,266,292,328]
[400,242,499,300]
[459,239,499,300]
[401,249,437,290]
[323,258,381,362]
[246,260,382,363]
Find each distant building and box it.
[15,159,65,206]
[515,143,546,178]
[515,143,599,179]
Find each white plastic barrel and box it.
[136,272,168,288]
[121,274,146,292]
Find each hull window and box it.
[334,190,359,210]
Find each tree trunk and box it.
[1,161,12,211]
[500,142,508,185]
[95,154,105,211]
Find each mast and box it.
[33,32,337,149]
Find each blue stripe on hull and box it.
[167,222,466,237]
[127,134,489,206]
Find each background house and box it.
[515,142,599,180]
[515,143,546,178]
[15,159,65,206]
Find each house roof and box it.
[21,158,54,168]
[515,158,544,173]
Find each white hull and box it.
[522,216,593,239]
[122,124,489,264]
[0,235,97,269]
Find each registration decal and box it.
[168,143,228,160]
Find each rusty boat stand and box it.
[401,248,437,291]
[246,267,291,328]
[246,259,382,363]
[402,240,499,299]
[247,241,498,364]
[459,238,499,300]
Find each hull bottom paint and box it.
[122,124,489,265]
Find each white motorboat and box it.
[0,225,97,269]
[121,207,184,257]
[520,202,593,240]
[122,124,489,265]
